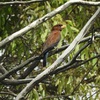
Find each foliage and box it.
[0,0,100,100]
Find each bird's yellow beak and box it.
[61,25,66,29]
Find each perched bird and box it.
[42,24,66,67]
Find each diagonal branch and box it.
[0,33,99,81]
[15,7,100,100]
[51,41,91,74]
[1,54,99,85]
[0,0,100,47]
[17,33,100,79]
[52,54,100,75]
[0,56,40,81]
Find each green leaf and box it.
[67,76,73,84]
[66,20,73,26]
[70,26,79,33]
[33,89,39,100]
[55,79,60,86]
[41,29,48,42]
[39,83,43,91]
[42,90,46,97]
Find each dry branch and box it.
[0,0,45,5]
[0,0,100,47]
[15,7,100,100]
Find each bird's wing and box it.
[43,30,61,53]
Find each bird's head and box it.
[52,24,66,31]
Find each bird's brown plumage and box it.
[42,24,65,66]
[43,30,61,52]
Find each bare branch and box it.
[0,0,46,5]
[15,7,100,100]
[80,32,100,43]
[1,78,32,85]
[16,32,100,79]
[0,64,8,74]
[0,56,39,81]
[1,78,50,85]
[0,33,99,81]
[0,91,16,97]
[52,54,100,74]
[0,0,100,48]
[52,41,91,74]
[1,54,99,85]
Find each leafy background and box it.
[0,0,100,100]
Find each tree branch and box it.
[0,91,16,97]
[15,7,100,100]
[1,54,99,85]
[0,0,46,5]
[51,41,91,74]
[0,0,100,48]
[18,32,100,79]
[1,78,32,85]
[0,32,99,81]
[54,54,100,74]
[0,56,40,81]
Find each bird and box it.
[42,24,66,67]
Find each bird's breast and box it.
[43,30,61,53]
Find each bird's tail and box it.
[43,53,48,67]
